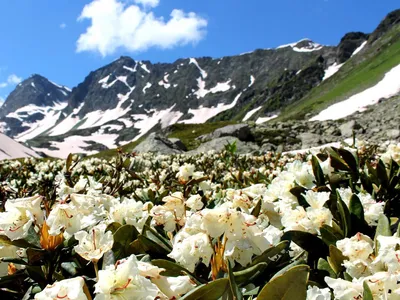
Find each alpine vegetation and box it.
[0,140,400,299]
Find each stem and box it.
[93,261,99,281]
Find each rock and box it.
[168,138,187,151]
[339,120,361,138]
[188,137,259,154]
[261,143,277,152]
[298,132,321,149]
[211,124,252,141]
[134,133,183,154]
[387,129,400,139]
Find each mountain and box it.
[0,74,71,140]
[0,9,399,159]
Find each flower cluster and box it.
[0,141,399,299]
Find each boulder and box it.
[339,120,361,138]
[387,129,400,139]
[188,137,259,154]
[298,132,321,149]
[168,138,187,151]
[211,124,252,141]
[134,133,183,154]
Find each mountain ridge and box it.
[0,9,399,159]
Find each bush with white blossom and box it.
[0,141,399,299]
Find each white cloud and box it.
[60,23,67,29]
[0,74,22,88]
[76,0,207,57]
[134,0,159,8]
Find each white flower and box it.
[35,277,89,300]
[168,232,213,272]
[325,277,363,300]
[46,203,83,239]
[176,164,195,182]
[286,161,315,189]
[303,190,330,209]
[74,223,113,262]
[0,195,44,240]
[186,195,204,211]
[94,255,158,300]
[109,198,149,231]
[306,286,331,300]
[137,261,195,298]
[337,233,374,262]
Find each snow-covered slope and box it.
[0,133,39,160]
[310,63,400,121]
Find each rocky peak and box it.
[336,32,369,63]
[0,75,70,117]
[369,9,400,43]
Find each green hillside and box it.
[278,23,400,121]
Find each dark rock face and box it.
[336,32,369,63]
[0,75,71,137]
[369,9,400,43]
[0,75,70,118]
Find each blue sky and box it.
[0,0,398,102]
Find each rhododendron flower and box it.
[137,261,195,298]
[74,223,113,262]
[306,286,331,300]
[168,232,214,272]
[0,195,43,240]
[176,163,195,182]
[337,233,374,262]
[35,277,89,300]
[94,255,158,300]
[325,277,363,300]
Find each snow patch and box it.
[189,58,207,78]
[352,41,367,57]
[323,63,345,81]
[256,115,278,124]
[243,106,262,121]
[249,75,255,87]
[131,104,184,141]
[311,63,400,121]
[181,92,242,124]
[32,133,118,159]
[140,62,150,73]
[0,133,39,160]
[143,82,152,94]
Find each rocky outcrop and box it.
[134,133,184,154]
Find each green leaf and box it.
[251,241,289,266]
[151,259,204,284]
[112,225,140,260]
[26,248,46,265]
[317,258,336,278]
[375,214,392,254]
[281,231,328,258]
[180,278,229,300]
[328,245,347,274]
[363,281,373,300]
[257,265,310,300]
[320,225,343,247]
[61,262,79,276]
[349,194,364,221]
[233,262,268,285]
[377,160,389,187]
[337,148,358,175]
[336,191,351,237]
[251,199,262,217]
[0,257,28,265]
[311,156,325,186]
[228,260,243,300]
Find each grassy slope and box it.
[278,24,400,121]
[167,121,237,150]
[91,121,236,158]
